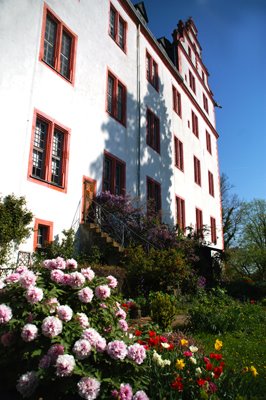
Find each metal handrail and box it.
[85,198,161,251]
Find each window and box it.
[210,217,217,244]
[174,137,184,171]
[208,171,215,197]
[188,46,192,58]
[28,110,70,192]
[107,71,126,125]
[196,208,203,237]
[176,196,185,231]
[147,109,160,153]
[147,177,161,217]
[203,93,209,113]
[194,156,201,186]
[103,152,125,195]
[191,110,199,138]
[206,130,212,154]
[40,5,77,82]
[189,70,196,93]
[146,52,159,90]
[202,70,205,83]
[33,219,53,250]
[172,86,182,117]
[109,4,127,51]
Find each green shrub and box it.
[188,288,266,334]
[149,291,177,331]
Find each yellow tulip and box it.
[250,366,258,377]
[176,359,185,370]
[214,339,223,351]
[180,339,188,346]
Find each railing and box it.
[85,198,160,251]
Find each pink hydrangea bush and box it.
[0,257,151,399]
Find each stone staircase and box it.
[86,222,124,253]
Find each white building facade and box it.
[0,0,223,255]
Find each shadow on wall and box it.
[89,78,174,226]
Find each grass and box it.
[188,304,266,399]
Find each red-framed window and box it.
[147,109,160,153]
[176,196,186,231]
[196,208,203,237]
[191,110,199,138]
[107,70,127,125]
[147,177,161,217]
[188,46,192,58]
[33,218,53,250]
[203,93,209,113]
[39,4,77,83]
[202,70,205,83]
[174,136,184,171]
[109,3,127,51]
[208,171,215,197]
[103,151,125,195]
[189,70,196,93]
[28,109,70,192]
[210,217,217,244]
[146,51,159,91]
[206,130,212,154]
[194,156,201,186]
[172,86,182,117]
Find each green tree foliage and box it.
[0,194,33,265]
[220,173,244,249]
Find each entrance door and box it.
[82,177,96,223]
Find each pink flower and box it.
[95,336,106,352]
[100,303,108,309]
[61,273,74,286]
[119,384,133,400]
[95,285,111,300]
[133,390,149,400]
[73,339,92,360]
[20,271,37,288]
[16,371,38,398]
[107,340,128,360]
[118,319,128,332]
[1,331,14,347]
[57,305,73,322]
[69,272,86,288]
[53,257,66,270]
[127,343,146,365]
[77,377,101,400]
[183,351,193,357]
[81,267,95,281]
[45,297,60,313]
[116,308,127,320]
[78,287,94,303]
[16,265,28,274]
[56,354,75,377]
[107,275,118,288]
[47,343,64,363]
[42,316,63,338]
[5,273,20,284]
[82,328,106,351]
[0,304,12,324]
[66,258,78,270]
[75,312,89,328]
[43,259,52,269]
[21,324,38,342]
[50,269,64,284]
[39,355,51,369]
[26,286,43,304]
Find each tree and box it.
[220,173,244,249]
[238,199,266,280]
[0,194,33,266]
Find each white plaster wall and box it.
[0,0,223,252]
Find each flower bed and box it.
[0,258,258,399]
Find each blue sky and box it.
[141,0,266,201]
